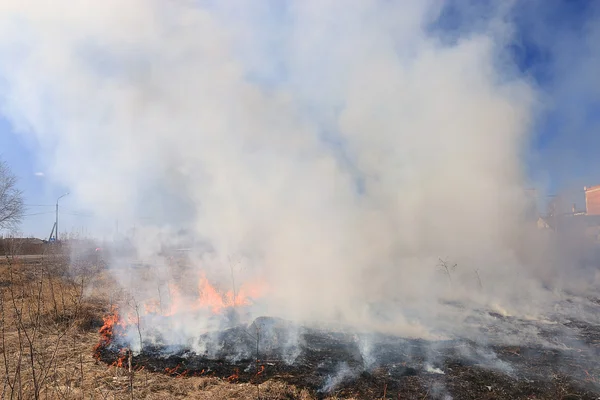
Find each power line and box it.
[62,212,94,217]
[22,210,94,217]
[59,207,87,212]
[24,204,54,207]
[22,212,54,217]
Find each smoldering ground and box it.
[1,0,600,397]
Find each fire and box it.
[95,276,266,330]
[197,273,251,314]
[164,283,185,316]
[165,365,180,375]
[227,368,240,382]
[163,273,267,316]
[93,306,125,359]
[93,272,268,376]
[163,364,193,378]
[143,299,161,314]
[110,349,128,368]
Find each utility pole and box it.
[56,192,69,242]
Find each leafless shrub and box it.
[128,296,143,353]
[0,254,85,399]
[75,299,105,332]
[437,257,457,287]
[0,253,317,400]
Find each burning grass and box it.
[0,256,321,399]
[3,253,600,399]
[93,305,600,399]
[80,256,600,399]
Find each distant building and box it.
[585,185,600,216]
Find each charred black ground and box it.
[95,304,600,400]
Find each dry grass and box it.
[0,255,345,400]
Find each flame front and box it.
[93,273,267,364]
[93,307,124,359]
[197,274,251,314]
[164,273,266,316]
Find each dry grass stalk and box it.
[0,247,325,399]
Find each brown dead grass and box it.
[0,256,350,400]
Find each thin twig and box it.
[128,349,133,400]
[438,257,457,287]
[475,268,483,290]
[256,325,260,400]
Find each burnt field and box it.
[96,306,600,400]
[3,252,600,399]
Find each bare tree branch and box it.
[0,159,24,231]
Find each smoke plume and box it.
[0,1,597,347]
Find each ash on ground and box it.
[97,304,600,399]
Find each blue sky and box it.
[430,0,600,189]
[0,116,88,237]
[1,0,599,238]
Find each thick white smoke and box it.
[0,1,592,345]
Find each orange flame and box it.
[165,365,180,375]
[144,299,161,314]
[109,349,128,368]
[227,368,240,382]
[164,273,267,316]
[163,365,192,378]
[197,274,252,313]
[93,271,269,376]
[93,307,123,359]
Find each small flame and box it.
[93,307,123,359]
[227,368,240,382]
[109,349,128,368]
[165,365,180,375]
[178,370,189,378]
